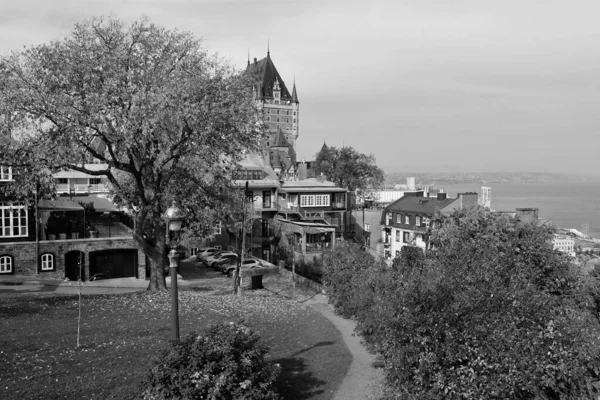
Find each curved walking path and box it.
[303,294,384,400]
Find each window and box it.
[286,117,290,123]
[403,232,410,243]
[0,255,13,274]
[299,195,330,207]
[57,178,68,184]
[416,216,421,226]
[386,213,392,225]
[266,116,270,121]
[276,124,280,130]
[0,202,28,238]
[395,230,400,242]
[315,195,330,206]
[396,250,400,258]
[424,217,430,228]
[396,214,402,223]
[293,119,296,123]
[213,222,222,235]
[300,195,315,207]
[276,117,280,122]
[405,215,410,224]
[190,247,198,256]
[0,166,12,181]
[293,111,296,116]
[277,110,280,115]
[263,191,272,208]
[41,253,55,271]
[365,223,370,232]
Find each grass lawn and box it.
[0,279,352,399]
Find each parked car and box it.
[196,247,219,262]
[203,251,227,266]
[222,258,263,277]
[210,252,239,270]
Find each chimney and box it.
[254,57,257,64]
[437,192,447,200]
[316,173,326,183]
[458,192,478,208]
[298,163,307,180]
[515,208,539,222]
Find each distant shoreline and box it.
[385,172,600,186]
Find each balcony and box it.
[56,183,109,194]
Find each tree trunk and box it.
[133,211,168,291]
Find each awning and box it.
[38,199,84,211]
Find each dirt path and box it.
[303,295,384,400]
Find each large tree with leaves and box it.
[0,16,262,290]
[313,144,384,193]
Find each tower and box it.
[246,49,299,172]
[479,186,492,209]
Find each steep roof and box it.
[291,82,299,103]
[272,130,291,148]
[246,53,292,100]
[385,193,457,215]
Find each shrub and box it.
[325,208,600,399]
[138,322,281,400]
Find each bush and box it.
[324,208,600,399]
[138,322,281,400]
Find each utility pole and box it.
[292,234,296,301]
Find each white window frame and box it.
[416,216,421,226]
[405,215,410,224]
[41,253,54,271]
[424,217,430,229]
[365,223,370,232]
[0,255,12,274]
[396,214,402,223]
[300,195,330,207]
[0,202,28,238]
[190,247,198,256]
[0,166,12,181]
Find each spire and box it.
[267,39,270,58]
[291,78,299,104]
[247,49,250,66]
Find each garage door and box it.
[89,249,137,279]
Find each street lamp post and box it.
[162,201,185,341]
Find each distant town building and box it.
[380,191,478,259]
[479,186,492,209]
[552,234,575,257]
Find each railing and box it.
[274,202,300,213]
[56,184,70,193]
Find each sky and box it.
[1,0,599,173]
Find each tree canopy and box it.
[313,144,384,192]
[0,16,263,290]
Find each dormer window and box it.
[0,166,12,181]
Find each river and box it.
[437,180,600,239]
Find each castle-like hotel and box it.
[246,50,299,177]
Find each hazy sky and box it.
[1,0,599,173]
